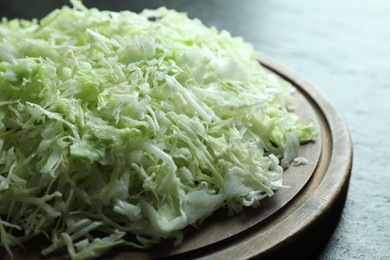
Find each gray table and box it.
[1,0,389,259]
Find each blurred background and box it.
[1,0,390,259]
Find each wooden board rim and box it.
[199,55,354,259]
[116,55,353,260]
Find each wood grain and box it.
[2,56,352,260]
[109,56,352,259]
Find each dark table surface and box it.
[1,0,389,259]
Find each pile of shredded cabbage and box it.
[0,1,315,259]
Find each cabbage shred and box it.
[0,1,315,259]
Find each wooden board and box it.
[112,56,352,260]
[2,56,353,260]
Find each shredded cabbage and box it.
[0,1,316,259]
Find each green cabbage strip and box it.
[0,1,316,259]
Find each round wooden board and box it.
[110,56,352,259]
[2,56,352,260]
